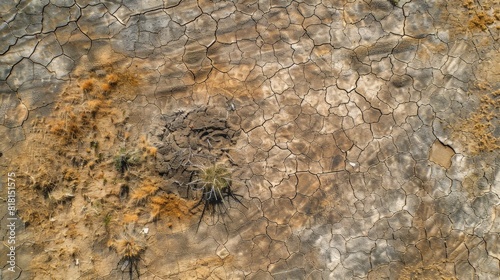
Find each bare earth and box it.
[1,0,499,279]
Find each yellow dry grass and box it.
[131,181,159,203]
[80,79,95,92]
[456,89,500,154]
[106,73,119,85]
[463,0,499,31]
[109,232,146,259]
[8,61,202,278]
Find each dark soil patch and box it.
[151,106,241,196]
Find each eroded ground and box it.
[1,0,499,279]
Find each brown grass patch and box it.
[463,0,499,31]
[138,135,158,159]
[147,146,157,158]
[49,113,82,143]
[455,89,500,154]
[106,73,119,85]
[469,11,495,30]
[86,99,103,115]
[7,61,197,278]
[131,180,159,203]
[148,194,192,221]
[123,213,139,224]
[100,82,112,93]
[399,262,456,280]
[80,79,95,92]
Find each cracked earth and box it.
[1,0,499,279]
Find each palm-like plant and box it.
[189,163,245,232]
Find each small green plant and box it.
[103,212,112,229]
[189,163,245,232]
[90,140,99,150]
[114,148,140,173]
[97,152,104,163]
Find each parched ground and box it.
[0,0,499,279]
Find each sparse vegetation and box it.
[49,111,84,144]
[11,61,236,277]
[86,99,106,117]
[146,146,157,158]
[463,0,499,31]
[123,213,139,224]
[10,64,173,278]
[138,135,158,159]
[147,193,191,222]
[32,165,59,198]
[149,196,168,221]
[130,180,159,204]
[90,140,99,150]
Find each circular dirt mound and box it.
[151,106,240,194]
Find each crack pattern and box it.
[0,0,499,279]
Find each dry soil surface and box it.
[1,0,499,279]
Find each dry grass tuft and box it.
[469,11,495,30]
[86,99,102,115]
[32,165,59,197]
[7,63,178,277]
[63,168,79,182]
[106,73,119,86]
[131,181,159,203]
[463,0,499,31]
[49,112,80,137]
[141,146,158,159]
[100,82,112,93]
[123,213,139,224]
[456,89,500,154]
[147,146,157,158]
[80,79,95,93]
[149,196,168,221]
[138,136,158,159]
[109,231,146,261]
[109,230,146,278]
